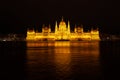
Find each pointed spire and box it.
[55,21,57,27]
[55,21,58,33]
[68,20,70,33]
[61,16,64,21]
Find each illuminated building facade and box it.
[26,18,100,41]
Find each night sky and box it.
[0,0,120,34]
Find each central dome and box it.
[59,17,66,25]
[60,21,66,25]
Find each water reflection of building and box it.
[26,17,100,41]
[55,41,70,47]
[54,44,71,79]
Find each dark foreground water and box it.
[0,41,120,80]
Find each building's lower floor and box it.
[26,32,100,41]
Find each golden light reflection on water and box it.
[27,41,71,47]
[26,41,100,64]
[27,41,100,61]
[54,46,71,77]
[55,41,70,47]
[26,41,100,79]
[27,41,55,47]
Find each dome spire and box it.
[62,16,64,21]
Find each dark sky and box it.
[0,0,120,34]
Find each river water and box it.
[0,41,120,80]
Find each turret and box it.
[80,24,84,33]
[74,24,77,33]
[27,28,35,33]
[48,24,51,33]
[42,24,45,33]
[90,27,100,40]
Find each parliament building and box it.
[26,18,100,41]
